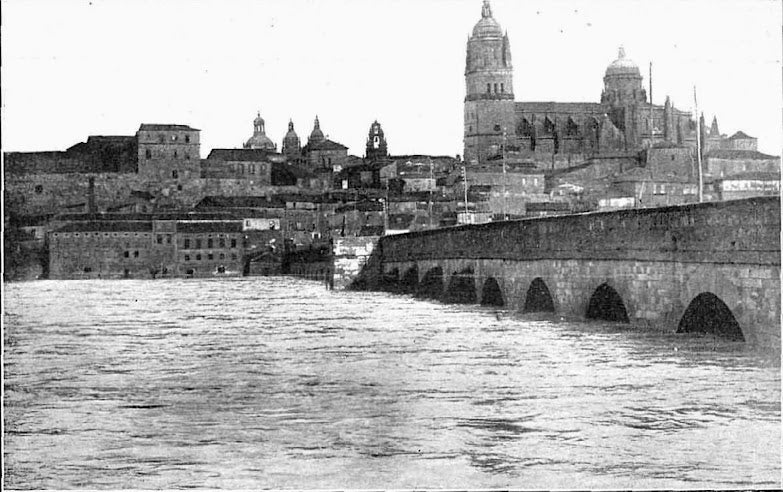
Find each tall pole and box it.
[649,62,654,146]
[462,166,469,218]
[429,157,434,229]
[503,128,508,220]
[694,85,703,203]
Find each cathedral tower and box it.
[463,0,515,165]
[365,120,388,160]
[601,47,647,147]
[282,119,301,157]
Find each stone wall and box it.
[333,236,380,289]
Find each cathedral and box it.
[464,1,699,165]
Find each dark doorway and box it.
[586,283,629,322]
[445,268,476,304]
[123,269,130,278]
[481,277,505,306]
[523,278,555,313]
[400,266,419,294]
[677,293,744,341]
[417,267,444,300]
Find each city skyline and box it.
[2,0,780,156]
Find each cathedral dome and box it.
[309,116,325,143]
[244,111,276,150]
[605,46,640,77]
[472,1,502,38]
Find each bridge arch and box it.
[400,265,419,294]
[417,266,444,300]
[480,277,505,306]
[380,267,400,293]
[677,292,744,341]
[586,282,629,323]
[523,277,555,313]
[445,268,477,304]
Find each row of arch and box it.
[382,265,744,341]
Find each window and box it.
[133,251,139,258]
[486,83,491,94]
[174,150,178,159]
[219,253,225,260]
[501,83,504,93]
[207,238,213,248]
[172,135,178,141]
[185,135,190,143]
[208,253,214,260]
[34,185,43,194]
[231,253,237,260]
[184,254,190,261]
[172,170,179,179]
[494,83,498,93]
[184,238,190,249]
[196,238,202,249]
[157,235,163,244]
[185,154,190,160]
[230,238,237,248]
[124,251,130,258]
[196,254,202,261]
[158,134,165,143]
[166,235,172,244]
[83,267,92,273]
[177,184,183,191]
[145,149,152,159]
[219,238,226,248]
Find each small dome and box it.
[605,46,640,77]
[472,1,503,38]
[254,111,265,126]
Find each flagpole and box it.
[694,85,703,203]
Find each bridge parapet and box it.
[380,197,780,266]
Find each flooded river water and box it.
[4,277,780,489]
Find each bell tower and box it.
[365,120,388,161]
[464,0,515,165]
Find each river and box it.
[3,277,780,489]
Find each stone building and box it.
[136,124,201,181]
[463,1,697,165]
[244,112,277,151]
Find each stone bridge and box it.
[356,197,780,350]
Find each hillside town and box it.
[4,1,780,281]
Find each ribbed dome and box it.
[245,133,275,150]
[309,116,325,143]
[472,0,502,38]
[605,46,640,77]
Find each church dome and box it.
[605,46,640,77]
[244,111,276,150]
[309,116,325,143]
[472,1,503,38]
[245,133,275,150]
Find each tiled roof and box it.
[177,221,244,233]
[207,148,278,162]
[728,131,754,140]
[705,149,778,160]
[53,221,153,233]
[714,171,781,181]
[302,139,348,152]
[139,124,199,132]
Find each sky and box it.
[2,0,781,157]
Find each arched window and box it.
[501,83,504,93]
[494,83,498,93]
[486,83,491,94]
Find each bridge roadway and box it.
[361,197,780,350]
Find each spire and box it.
[288,119,294,131]
[314,115,320,130]
[709,115,720,137]
[481,0,492,18]
[618,46,625,59]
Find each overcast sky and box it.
[2,0,781,157]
